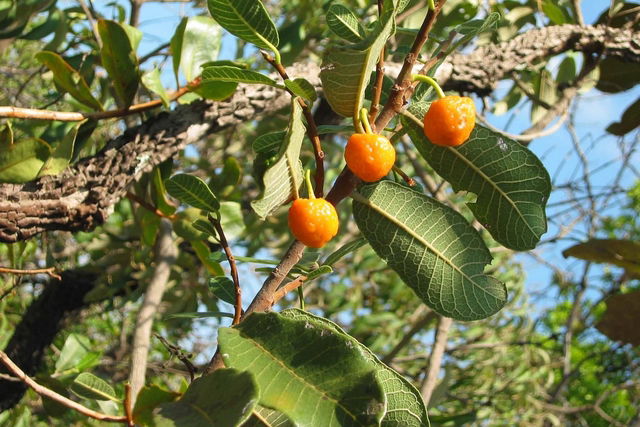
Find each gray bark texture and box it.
[0,24,638,243]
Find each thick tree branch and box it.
[0,270,98,410]
[1,25,637,243]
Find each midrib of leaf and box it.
[332,13,362,40]
[227,0,278,54]
[285,156,299,198]
[187,402,214,423]
[74,383,118,401]
[404,111,538,238]
[171,181,214,210]
[352,191,497,299]
[237,331,364,425]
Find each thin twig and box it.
[126,192,177,220]
[369,0,386,123]
[78,0,102,48]
[0,266,61,281]
[272,275,308,305]
[0,350,128,423]
[382,306,436,364]
[420,316,453,405]
[392,165,416,187]
[129,219,176,407]
[261,51,325,197]
[209,215,242,325]
[0,79,198,122]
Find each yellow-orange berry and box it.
[423,96,476,147]
[344,133,396,182]
[288,198,339,248]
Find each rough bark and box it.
[0,25,638,242]
[0,270,98,411]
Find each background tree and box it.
[0,0,638,425]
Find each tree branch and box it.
[420,316,453,406]
[128,219,176,408]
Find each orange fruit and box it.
[423,96,476,147]
[344,133,396,182]
[288,198,339,248]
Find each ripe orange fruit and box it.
[288,198,339,248]
[344,133,396,182]
[423,95,476,147]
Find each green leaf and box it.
[209,276,236,305]
[142,68,170,107]
[54,333,91,374]
[121,22,143,52]
[280,309,429,426]
[154,369,258,426]
[323,236,368,266]
[38,376,70,418]
[202,65,280,87]
[403,105,551,251]
[166,311,235,320]
[165,173,220,212]
[320,5,396,117]
[220,201,245,239]
[178,16,222,82]
[556,55,576,85]
[562,239,640,274]
[190,240,225,276]
[69,372,119,402]
[252,131,285,154]
[326,4,366,43]
[211,157,242,196]
[352,181,507,321]
[251,98,305,219]
[207,0,279,53]
[35,51,102,110]
[531,70,556,124]
[607,97,640,136]
[456,12,500,36]
[542,0,568,24]
[97,19,140,108]
[192,219,218,238]
[596,57,640,93]
[37,122,81,177]
[133,385,180,426]
[284,78,317,103]
[170,17,188,85]
[219,310,386,426]
[306,265,333,281]
[0,138,51,183]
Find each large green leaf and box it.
[352,181,506,321]
[251,99,305,219]
[562,239,640,274]
[202,65,280,87]
[596,56,640,93]
[165,173,220,212]
[69,372,119,402]
[320,1,395,118]
[218,310,387,426]
[0,138,51,183]
[607,97,640,136]
[142,68,170,107]
[280,309,430,427]
[207,0,279,52]
[173,16,222,82]
[154,369,258,426]
[35,51,103,110]
[133,385,180,426]
[97,19,140,108]
[403,105,551,251]
[531,70,556,124]
[326,4,366,43]
[209,276,236,305]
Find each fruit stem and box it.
[304,169,315,199]
[412,74,445,99]
[427,0,435,10]
[359,107,373,134]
